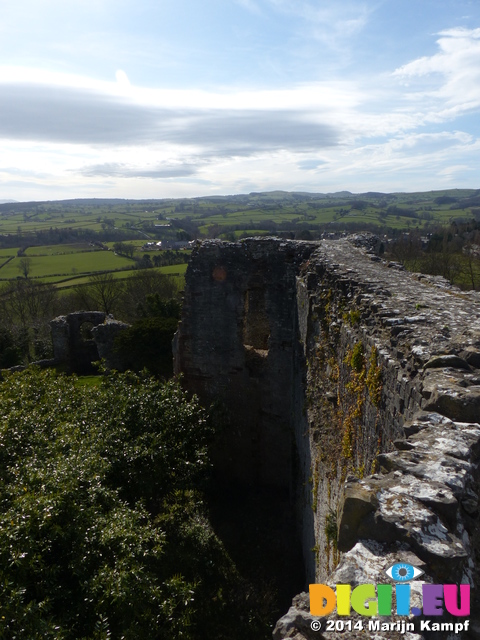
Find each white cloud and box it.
[393,28,480,118]
[0,66,362,153]
[396,27,480,77]
[115,70,131,88]
[320,131,480,190]
[0,82,342,151]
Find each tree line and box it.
[0,226,134,249]
[386,220,480,290]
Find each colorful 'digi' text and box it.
[309,583,470,617]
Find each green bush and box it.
[0,326,22,367]
[0,369,270,639]
[113,317,178,377]
[137,294,181,320]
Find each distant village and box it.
[141,239,196,251]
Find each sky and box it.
[1,0,480,201]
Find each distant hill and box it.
[0,189,479,252]
[1,190,479,210]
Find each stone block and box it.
[337,483,378,552]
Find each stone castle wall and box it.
[174,236,480,639]
[174,237,316,489]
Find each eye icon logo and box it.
[385,563,424,582]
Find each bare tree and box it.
[0,280,58,361]
[460,243,480,290]
[17,256,32,278]
[388,232,423,270]
[85,273,125,315]
[119,270,179,321]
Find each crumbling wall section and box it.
[50,311,107,373]
[91,316,130,371]
[50,311,129,373]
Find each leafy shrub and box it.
[113,317,178,377]
[137,294,181,320]
[0,326,22,367]
[0,369,270,639]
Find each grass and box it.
[74,375,103,388]
[54,264,187,291]
[0,248,18,258]
[25,243,95,256]
[0,251,133,280]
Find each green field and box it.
[0,248,18,258]
[25,243,96,255]
[54,263,188,289]
[0,250,133,281]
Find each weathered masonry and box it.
[174,236,480,639]
[174,238,316,489]
[50,312,129,373]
